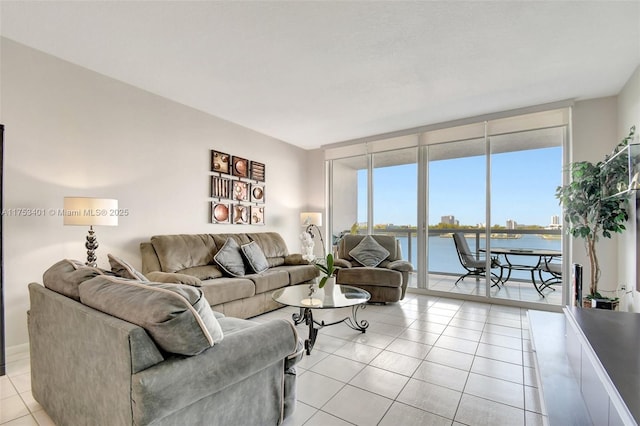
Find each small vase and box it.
[324,276,336,293]
[323,276,336,304]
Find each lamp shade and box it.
[63,197,119,227]
[300,212,322,227]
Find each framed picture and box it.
[250,161,265,181]
[231,156,249,178]
[211,150,230,174]
[232,204,249,224]
[251,184,265,203]
[251,206,265,225]
[211,176,231,199]
[211,202,230,224]
[232,180,249,201]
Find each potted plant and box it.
[314,253,336,290]
[555,126,635,308]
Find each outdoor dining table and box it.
[480,247,562,297]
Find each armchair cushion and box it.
[214,238,246,277]
[79,276,223,356]
[349,235,390,267]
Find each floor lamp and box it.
[300,212,326,256]
[64,197,118,267]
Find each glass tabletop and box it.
[482,247,561,257]
[272,284,371,309]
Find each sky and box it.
[357,146,562,227]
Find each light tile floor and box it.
[412,273,563,306]
[1,293,547,425]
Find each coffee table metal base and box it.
[292,305,369,355]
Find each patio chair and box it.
[452,233,502,286]
[538,256,562,290]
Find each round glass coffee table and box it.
[272,284,370,355]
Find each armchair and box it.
[333,234,413,303]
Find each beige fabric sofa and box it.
[141,232,318,318]
[334,234,413,303]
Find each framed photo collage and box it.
[210,150,265,225]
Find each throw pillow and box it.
[108,254,149,282]
[42,259,108,300]
[214,237,246,277]
[349,235,390,267]
[241,241,269,274]
[79,275,223,356]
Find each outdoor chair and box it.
[538,256,562,290]
[452,233,502,286]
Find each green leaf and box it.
[319,276,327,288]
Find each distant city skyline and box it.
[357,146,562,227]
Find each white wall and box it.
[617,65,640,312]
[0,38,311,347]
[571,97,620,300]
[303,148,327,257]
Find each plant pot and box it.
[323,276,336,293]
[583,298,619,310]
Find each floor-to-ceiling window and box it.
[326,107,569,308]
[372,148,418,269]
[489,127,564,304]
[426,138,488,296]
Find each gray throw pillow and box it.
[214,238,246,277]
[108,254,149,282]
[79,275,223,356]
[241,241,269,274]
[349,235,390,267]
[42,259,109,300]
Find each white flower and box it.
[300,231,315,262]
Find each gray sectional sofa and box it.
[140,232,319,318]
[29,256,304,425]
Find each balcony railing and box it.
[354,227,562,279]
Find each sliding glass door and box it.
[426,138,488,295]
[489,127,564,304]
[372,148,418,284]
[326,108,569,308]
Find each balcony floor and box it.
[408,273,563,306]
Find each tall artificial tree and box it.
[555,127,635,298]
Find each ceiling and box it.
[1,1,639,150]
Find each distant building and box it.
[441,215,459,226]
[549,215,562,229]
[506,219,517,229]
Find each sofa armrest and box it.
[28,283,165,426]
[146,271,202,287]
[131,319,299,424]
[284,254,311,265]
[334,258,352,268]
[387,260,413,272]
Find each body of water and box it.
[397,233,561,281]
